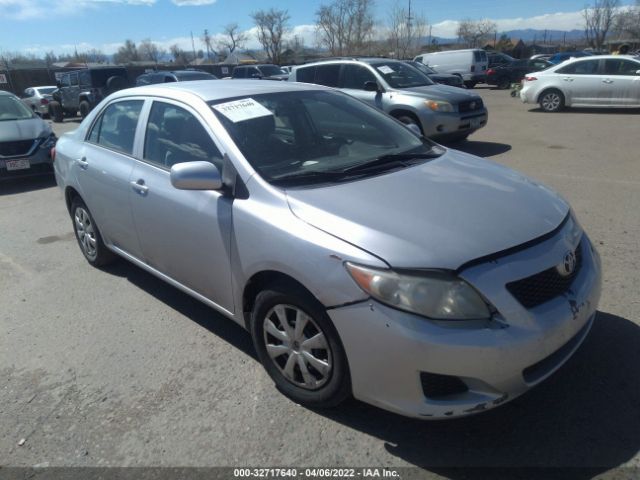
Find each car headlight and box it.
[425,100,454,112]
[40,132,57,149]
[345,262,492,320]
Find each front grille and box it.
[420,372,469,398]
[458,99,484,113]
[506,241,583,309]
[0,139,37,158]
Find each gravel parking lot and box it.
[1,88,639,477]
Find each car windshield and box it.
[36,87,56,95]
[209,90,442,187]
[258,65,284,76]
[0,95,35,121]
[371,61,434,88]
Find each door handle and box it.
[563,77,574,82]
[76,157,88,170]
[130,179,149,195]
[602,79,613,84]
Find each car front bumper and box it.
[327,228,602,419]
[420,109,488,139]
[0,140,54,179]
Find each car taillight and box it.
[487,68,496,75]
[51,147,56,162]
[40,98,49,105]
[525,76,538,82]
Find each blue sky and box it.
[0,0,635,55]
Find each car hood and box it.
[286,149,569,270]
[0,117,51,142]
[398,84,480,103]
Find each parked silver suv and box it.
[289,58,487,142]
[54,81,600,419]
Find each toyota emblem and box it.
[556,250,577,277]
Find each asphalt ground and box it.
[1,88,639,478]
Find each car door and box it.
[556,59,602,105]
[128,99,235,311]
[602,58,640,106]
[338,64,381,108]
[78,99,145,258]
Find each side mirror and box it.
[251,73,263,79]
[364,81,379,92]
[170,161,222,191]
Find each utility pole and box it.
[407,0,413,58]
[190,31,197,62]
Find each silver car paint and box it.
[54,81,601,418]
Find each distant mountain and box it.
[426,29,586,46]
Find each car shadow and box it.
[315,311,640,476]
[450,140,512,158]
[101,261,257,360]
[528,107,640,115]
[0,175,56,196]
[97,259,640,475]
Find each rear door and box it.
[128,99,235,311]
[78,98,145,258]
[602,58,640,106]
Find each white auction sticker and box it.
[377,65,395,74]
[212,98,273,123]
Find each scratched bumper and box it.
[327,226,602,419]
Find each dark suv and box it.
[231,64,289,80]
[49,67,129,122]
[135,69,217,86]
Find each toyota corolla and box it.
[53,81,601,418]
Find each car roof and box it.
[113,79,330,103]
[0,90,17,97]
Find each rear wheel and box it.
[49,101,63,123]
[539,89,565,112]
[464,81,477,89]
[497,76,511,90]
[250,285,351,408]
[70,197,116,267]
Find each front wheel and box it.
[49,101,63,123]
[79,100,91,119]
[539,89,565,112]
[250,285,351,408]
[71,198,116,267]
[464,81,477,89]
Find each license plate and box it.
[471,118,482,129]
[5,159,30,171]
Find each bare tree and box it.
[614,0,640,45]
[456,19,497,48]
[583,0,620,50]
[202,29,215,60]
[217,23,247,57]
[139,39,165,64]
[83,48,107,63]
[113,39,139,64]
[252,8,290,64]
[170,44,193,65]
[316,0,376,56]
[387,1,427,59]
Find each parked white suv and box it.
[414,49,488,88]
[520,55,640,112]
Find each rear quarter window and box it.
[295,66,316,84]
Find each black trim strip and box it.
[456,212,570,274]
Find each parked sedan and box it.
[1,91,56,179]
[54,80,601,419]
[521,55,640,112]
[404,60,465,88]
[21,85,57,117]
[486,58,553,89]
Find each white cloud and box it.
[171,0,216,5]
[0,0,155,21]
[430,10,587,38]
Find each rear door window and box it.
[295,66,316,83]
[87,100,144,155]
[557,60,600,75]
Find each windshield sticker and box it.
[377,65,395,74]
[212,98,273,123]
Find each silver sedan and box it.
[53,81,601,418]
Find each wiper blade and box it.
[340,152,441,174]
[270,170,350,187]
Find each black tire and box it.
[497,76,511,90]
[49,101,63,123]
[394,114,423,135]
[250,284,351,408]
[539,89,565,113]
[464,81,477,89]
[79,100,91,119]
[70,197,116,267]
